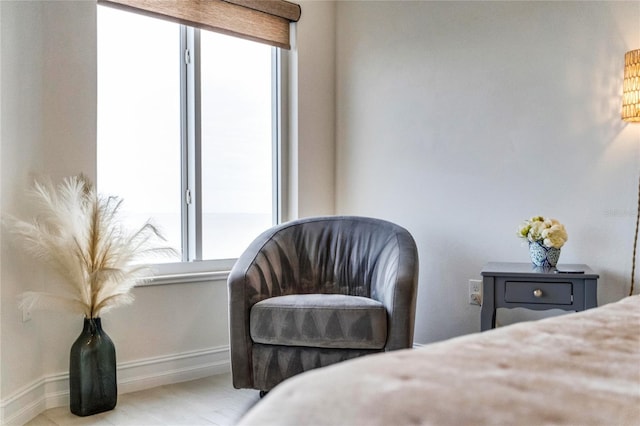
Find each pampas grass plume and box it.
[6,175,176,318]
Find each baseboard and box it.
[0,345,231,426]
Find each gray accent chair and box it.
[228,216,419,392]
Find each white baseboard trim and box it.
[0,345,231,426]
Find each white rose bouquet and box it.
[517,216,568,249]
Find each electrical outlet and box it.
[469,279,482,305]
[22,306,32,322]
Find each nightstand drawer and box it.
[504,281,573,304]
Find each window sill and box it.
[137,259,236,287]
[137,270,231,286]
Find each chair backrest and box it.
[243,216,414,299]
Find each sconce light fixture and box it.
[622,49,640,296]
[622,49,640,122]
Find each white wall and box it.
[335,1,640,343]
[1,1,98,419]
[289,0,336,218]
[0,1,337,423]
[0,0,3,410]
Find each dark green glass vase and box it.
[69,317,117,416]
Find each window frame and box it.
[97,7,288,285]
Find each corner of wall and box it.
[289,0,337,219]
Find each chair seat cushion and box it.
[250,294,388,350]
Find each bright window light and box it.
[97,6,278,266]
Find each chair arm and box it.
[227,225,297,389]
[370,231,419,350]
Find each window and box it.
[97,6,281,272]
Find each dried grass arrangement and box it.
[6,175,176,318]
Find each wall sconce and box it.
[623,49,640,122]
[622,49,640,296]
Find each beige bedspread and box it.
[238,295,640,425]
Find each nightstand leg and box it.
[481,276,495,331]
[481,306,495,331]
[584,278,598,309]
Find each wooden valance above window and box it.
[98,0,301,49]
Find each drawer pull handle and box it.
[533,289,543,298]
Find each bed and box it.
[237,295,640,425]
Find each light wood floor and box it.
[24,373,261,426]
